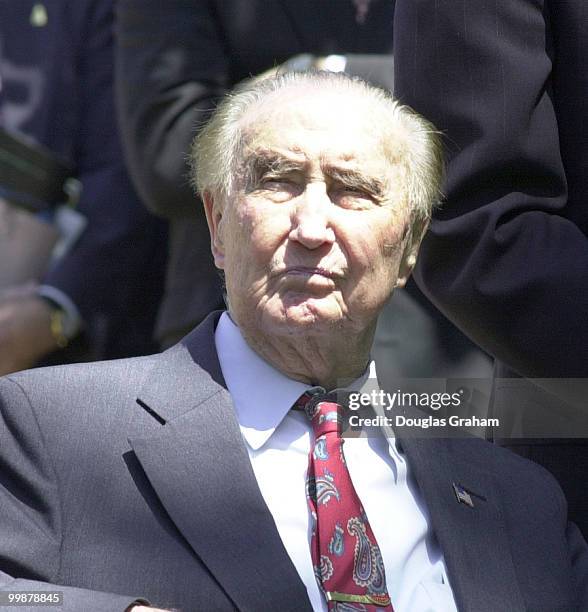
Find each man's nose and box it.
[289,183,335,249]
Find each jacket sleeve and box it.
[115,0,230,219]
[393,0,588,382]
[43,0,166,338]
[0,377,147,612]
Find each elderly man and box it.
[0,72,585,612]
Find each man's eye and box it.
[262,178,288,187]
[332,188,377,209]
[255,177,301,201]
[259,177,296,190]
[344,188,369,197]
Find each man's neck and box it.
[235,316,375,391]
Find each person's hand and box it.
[0,283,59,375]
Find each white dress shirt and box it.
[215,313,457,612]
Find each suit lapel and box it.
[130,313,312,612]
[398,434,526,612]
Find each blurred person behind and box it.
[394,0,588,535]
[0,0,166,374]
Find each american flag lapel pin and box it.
[453,482,474,508]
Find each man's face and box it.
[205,88,421,339]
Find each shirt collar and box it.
[214,312,374,450]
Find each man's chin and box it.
[260,299,347,336]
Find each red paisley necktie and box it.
[297,391,394,611]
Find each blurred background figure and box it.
[116,0,492,391]
[0,0,167,375]
[394,0,588,534]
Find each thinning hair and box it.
[190,70,443,223]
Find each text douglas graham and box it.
[348,414,499,429]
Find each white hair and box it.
[190,71,443,224]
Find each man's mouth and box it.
[283,266,341,279]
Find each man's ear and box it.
[202,191,226,269]
[395,217,429,288]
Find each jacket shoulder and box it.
[0,353,161,419]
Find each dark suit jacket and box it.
[394,0,588,381]
[0,312,586,611]
[0,0,166,358]
[393,0,588,535]
[115,0,396,342]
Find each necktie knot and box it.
[295,390,343,438]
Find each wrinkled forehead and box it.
[238,85,407,166]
